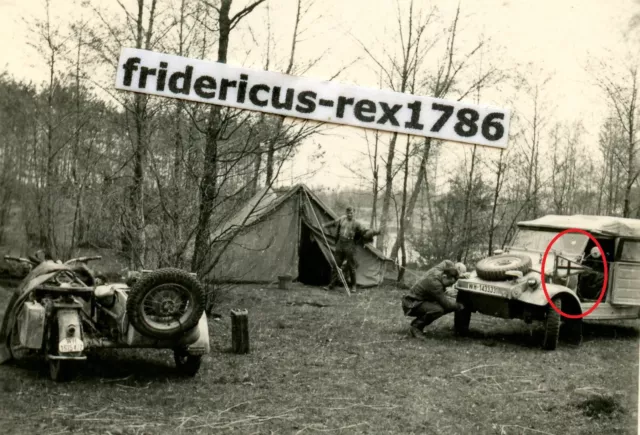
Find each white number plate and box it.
[468,283,504,295]
[59,337,84,353]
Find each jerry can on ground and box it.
[18,301,46,349]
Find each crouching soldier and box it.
[402,260,467,339]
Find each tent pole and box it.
[303,190,351,297]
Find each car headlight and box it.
[527,277,539,288]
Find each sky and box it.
[0,0,638,193]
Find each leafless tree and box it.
[353,0,436,253]
[595,61,640,217]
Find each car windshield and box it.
[509,229,588,256]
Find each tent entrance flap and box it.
[298,222,332,286]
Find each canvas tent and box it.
[204,184,397,287]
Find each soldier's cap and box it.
[455,262,467,275]
[346,206,354,212]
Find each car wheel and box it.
[454,308,471,336]
[174,350,202,377]
[542,297,562,350]
[126,268,205,340]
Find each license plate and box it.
[59,337,84,353]
[468,283,504,295]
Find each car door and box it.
[609,238,640,306]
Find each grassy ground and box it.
[0,282,638,435]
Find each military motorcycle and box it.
[0,254,210,381]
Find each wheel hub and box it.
[159,299,178,315]
[496,258,515,266]
[141,284,194,330]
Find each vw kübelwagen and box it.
[454,215,640,350]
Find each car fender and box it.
[186,313,210,356]
[516,283,583,315]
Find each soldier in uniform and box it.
[323,206,379,293]
[401,260,468,338]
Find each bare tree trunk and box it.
[265,0,300,185]
[192,0,228,271]
[375,0,419,252]
[40,0,59,257]
[193,105,221,271]
[251,4,271,195]
[522,80,547,220]
[70,30,83,256]
[459,145,477,263]
[550,124,564,214]
[123,0,158,269]
[607,130,616,214]
[624,72,637,217]
[45,51,56,256]
[396,135,411,281]
[165,0,189,266]
[130,94,147,268]
[377,132,399,252]
[388,137,431,259]
[370,131,380,229]
[251,133,263,194]
[487,150,505,255]
[192,0,266,271]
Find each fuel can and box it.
[18,301,46,349]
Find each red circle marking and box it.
[541,228,608,319]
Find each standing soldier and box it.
[323,206,379,293]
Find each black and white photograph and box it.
[0,0,639,433]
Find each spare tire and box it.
[126,268,205,340]
[475,254,532,281]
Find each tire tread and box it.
[126,268,205,340]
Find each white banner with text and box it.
[115,48,511,148]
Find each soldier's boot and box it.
[323,276,336,291]
[349,268,357,293]
[410,319,428,340]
